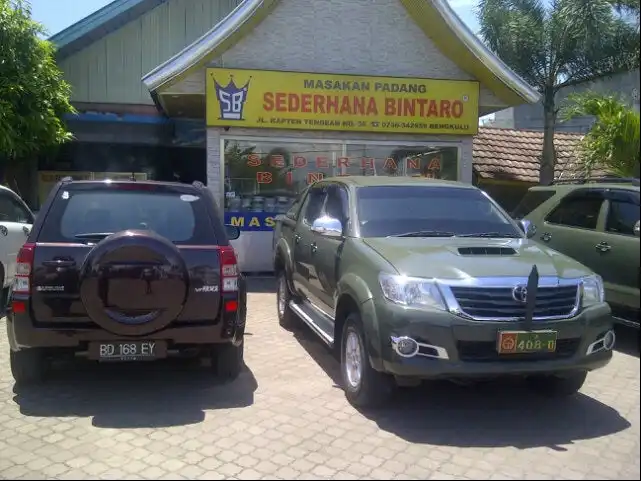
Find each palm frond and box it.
[561,92,640,177]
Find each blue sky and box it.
[28,0,480,38]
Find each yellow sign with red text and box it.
[206,68,479,135]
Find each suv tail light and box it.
[219,245,238,293]
[14,243,36,294]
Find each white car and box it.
[1,185,35,300]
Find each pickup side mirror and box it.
[311,215,343,238]
[225,224,241,240]
[519,219,537,238]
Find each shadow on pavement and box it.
[363,380,631,451]
[614,325,639,357]
[292,321,632,451]
[12,359,258,429]
[293,328,342,387]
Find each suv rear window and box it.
[511,190,555,219]
[38,183,217,244]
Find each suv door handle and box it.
[294,233,301,244]
[596,241,611,253]
[541,232,552,242]
[310,242,317,254]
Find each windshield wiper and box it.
[457,232,522,238]
[389,230,456,238]
[74,232,114,240]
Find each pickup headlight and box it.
[581,275,605,307]
[378,273,447,310]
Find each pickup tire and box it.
[10,348,47,385]
[276,272,297,330]
[527,370,587,397]
[341,313,393,408]
[215,341,244,381]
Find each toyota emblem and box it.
[512,285,528,303]
[0,225,7,237]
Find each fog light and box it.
[391,336,419,358]
[603,330,616,351]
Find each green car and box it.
[512,178,639,329]
[273,176,614,408]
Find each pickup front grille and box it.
[457,338,580,362]
[449,285,579,320]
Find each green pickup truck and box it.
[273,176,615,408]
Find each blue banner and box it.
[224,211,279,231]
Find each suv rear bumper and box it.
[366,299,615,379]
[6,310,244,351]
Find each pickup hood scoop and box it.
[362,237,590,279]
[457,246,516,256]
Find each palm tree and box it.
[561,91,640,177]
[477,0,640,184]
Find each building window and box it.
[223,139,343,214]
[343,144,458,179]
[222,138,459,230]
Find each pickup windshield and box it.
[356,185,522,238]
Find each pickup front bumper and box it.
[363,299,614,379]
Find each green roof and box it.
[50,0,165,59]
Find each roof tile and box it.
[472,127,598,183]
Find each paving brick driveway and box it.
[1,279,639,480]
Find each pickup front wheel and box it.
[341,313,393,408]
[276,272,297,330]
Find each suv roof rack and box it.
[552,177,640,186]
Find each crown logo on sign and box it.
[211,72,251,121]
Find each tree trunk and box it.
[540,86,557,185]
[1,155,29,202]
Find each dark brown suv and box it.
[6,178,246,385]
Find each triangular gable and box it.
[51,0,166,60]
[142,0,539,107]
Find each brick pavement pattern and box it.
[1,281,639,480]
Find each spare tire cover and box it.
[80,230,189,336]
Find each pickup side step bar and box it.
[289,301,335,347]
